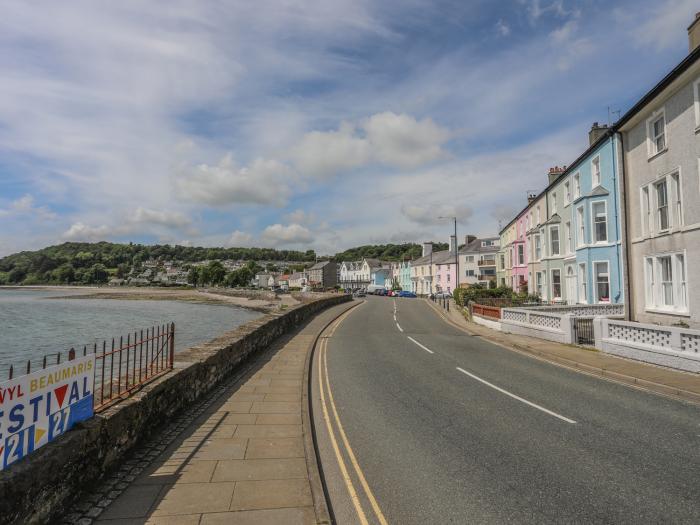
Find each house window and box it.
[641,186,651,236]
[576,206,585,247]
[671,172,682,226]
[551,269,561,299]
[536,206,541,225]
[592,156,601,187]
[466,269,475,277]
[465,256,474,262]
[534,234,541,260]
[655,179,669,231]
[592,201,607,243]
[447,273,450,282]
[550,226,560,256]
[536,272,543,297]
[565,221,572,254]
[644,253,689,312]
[648,112,666,156]
[500,254,505,269]
[574,173,581,199]
[564,181,571,205]
[517,244,524,265]
[594,262,610,303]
[551,193,557,215]
[578,263,587,304]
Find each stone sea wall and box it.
[0,294,350,525]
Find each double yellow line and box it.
[317,308,388,525]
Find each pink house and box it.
[510,210,529,291]
[434,255,457,294]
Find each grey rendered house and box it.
[308,261,338,289]
[617,23,700,327]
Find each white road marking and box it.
[407,336,434,354]
[396,322,404,332]
[456,367,577,424]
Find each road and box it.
[311,296,700,524]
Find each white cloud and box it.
[0,194,56,220]
[293,122,370,179]
[284,209,316,226]
[63,222,113,242]
[400,203,473,226]
[261,223,314,245]
[496,19,511,37]
[130,207,191,228]
[631,0,698,51]
[175,154,293,207]
[227,230,254,247]
[364,112,450,167]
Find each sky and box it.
[0,0,697,256]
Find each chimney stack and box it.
[527,191,537,204]
[464,235,477,247]
[548,165,566,185]
[589,121,609,145]
[449,235,457,253]
[689,12,700,52]
[422,242,433,257]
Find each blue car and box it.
[398,290,417,298]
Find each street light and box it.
[438,216,458,295]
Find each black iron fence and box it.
[573,318,595,346]
[5,323,175,412]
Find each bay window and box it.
[594,261,610,303]
[550,226,560,256]
[576,206,585,247]
[551,269,561,299]
[578,263,587,304]
[592,201,608,243]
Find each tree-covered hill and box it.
[333,242,449,262]
[0,242,316,285]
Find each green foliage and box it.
[453,285,516,307]
[0,241,317,286]
[334,242,449,262]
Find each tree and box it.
[207,261,226,285]
[52,263,75,283]
[188,267,200,286]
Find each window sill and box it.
[647,147,668,162]
[644,307,690,317]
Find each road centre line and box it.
[396,322,404,332]
[456,367,577,424]
[407,336,434,354]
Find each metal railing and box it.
[573,318,595,346]
[5,323,175,412]
[95,323,175,411]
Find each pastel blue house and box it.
[565,126,625,304]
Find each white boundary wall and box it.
[594,317,700,373]
[501,308,575,344]
[472,313,502,331]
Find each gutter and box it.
[617,131,633,321]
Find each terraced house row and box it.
[498,20,700,329]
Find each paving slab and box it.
[93,299,355,524]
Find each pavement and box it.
[315,295,700,524]
[426,297,700,403]
[86,300,355,525]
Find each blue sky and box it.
[0,0,697,256]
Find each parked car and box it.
[353,289,366,297]
[398,290,416,298]
[435,291,452,299]
[374,288,386,296]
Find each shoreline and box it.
[0,286,297,312]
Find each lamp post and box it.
[438,216,458,295]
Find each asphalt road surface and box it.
[311,296,700,524]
